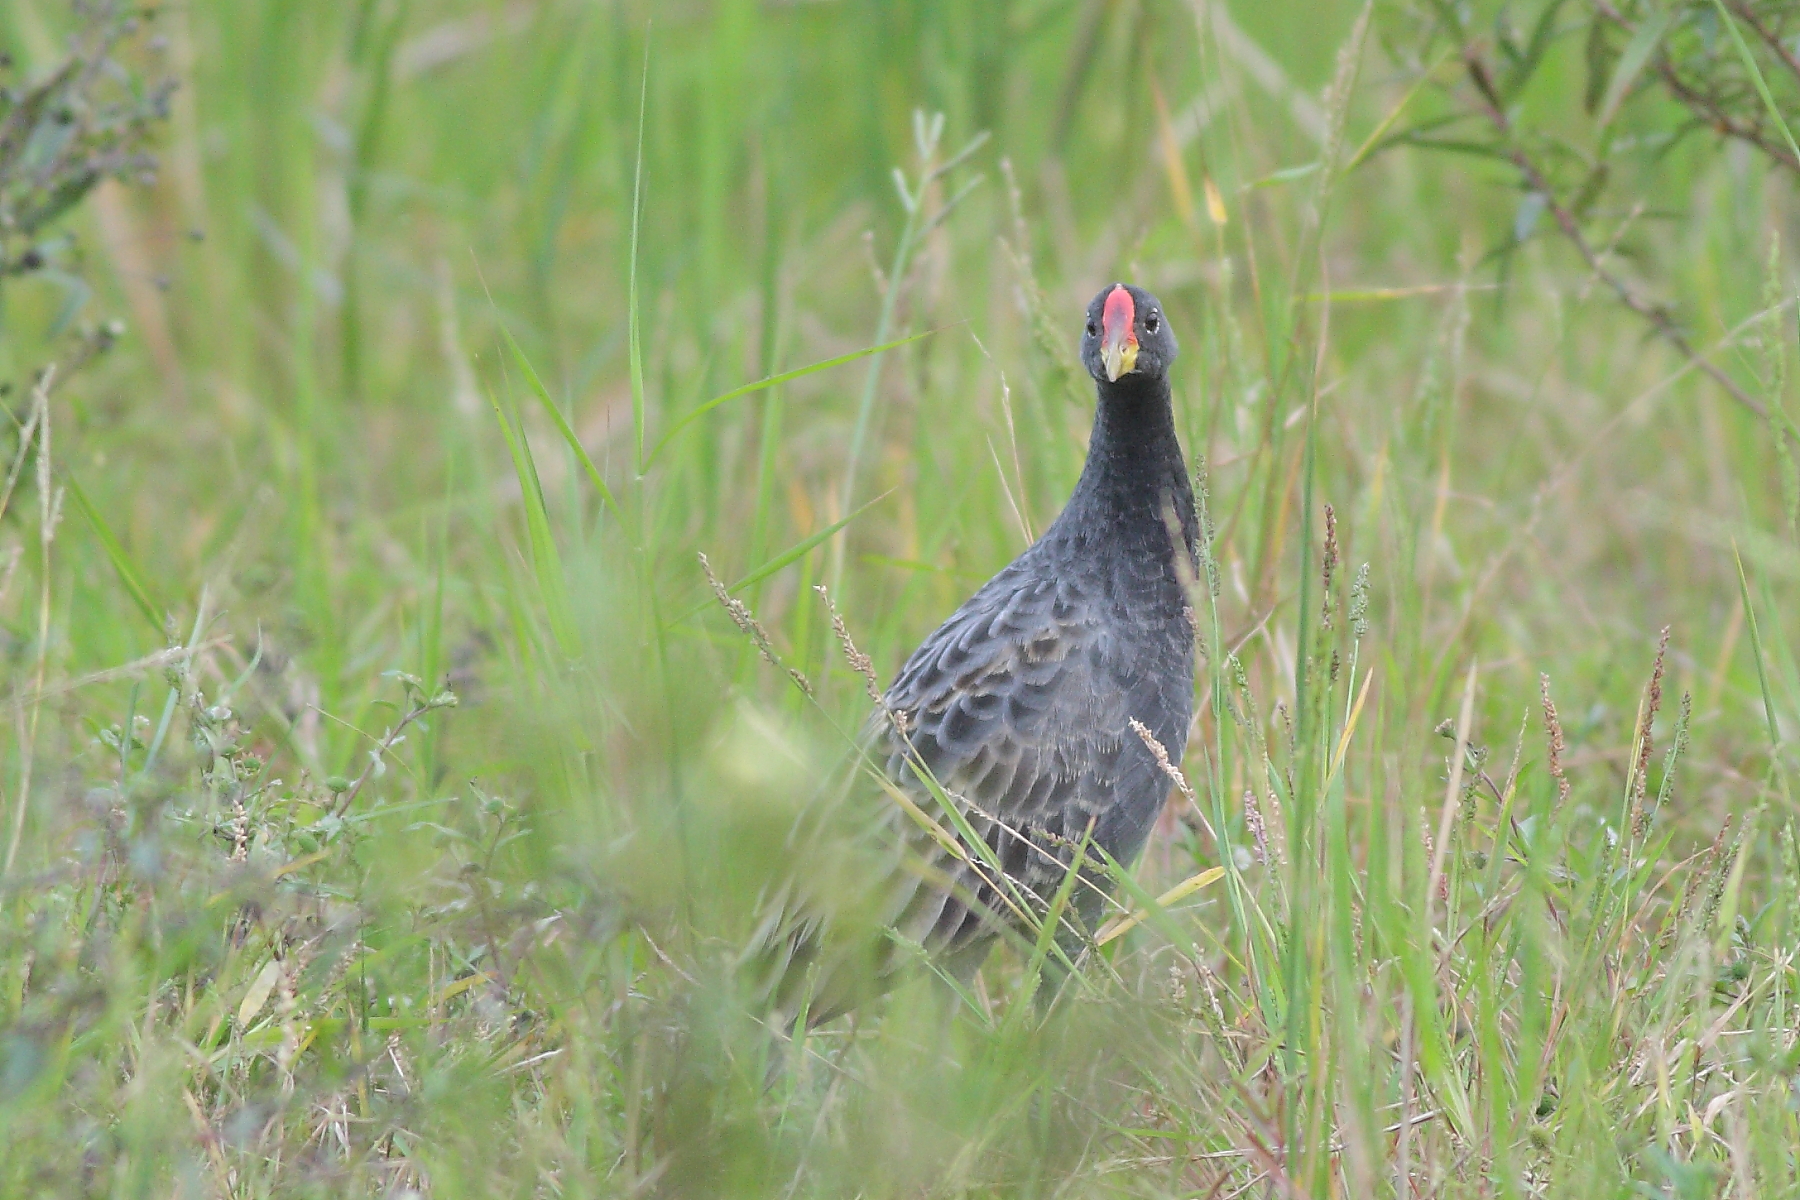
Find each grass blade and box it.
[63,470,164,634]
[628,25,651,476]
[1710,0,1800,169]
[647,331,932,467]
[487,385,578,659]
[1095,866,1225,947]
[679,489,893,625]
[499,324,622,521]
[1005,823,1094,1024]
[1732,539,1781,750]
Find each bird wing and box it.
[869,561,1182,958]
[743,561,1187,1020]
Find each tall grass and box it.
[2,0,1798,1195]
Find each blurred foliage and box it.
[0,2,170,353]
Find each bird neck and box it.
[1060,374,1194,549]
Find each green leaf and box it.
[63,470,164,634]
[1501,0,1569,101]
[1595,7,1673,129]
[1585,15,1617,114]
[647,331,932,466]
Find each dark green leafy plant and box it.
[0,2,172,368]
[1377,0,1799,422]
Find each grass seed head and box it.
[700,551,813,698]
[1630,627,1671,838]
[1540,673,1571,807]
[1243,787,1268,864]
[814,583,883,707]
[1350,562,1370,640]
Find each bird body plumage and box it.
[750,284,1197,1021]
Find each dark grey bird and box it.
[750,283,1197,1020]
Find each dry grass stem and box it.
[5,367,56,877]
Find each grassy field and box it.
[3,0,1800,1195]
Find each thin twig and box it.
[1590,0,1800,171]
[4,366,56,876]
[1427,662,1479,920]
[1463,49,1783,431]
[1727,0,1800,89]
[4,638,231,713]
[331,689,459,817]
[1653,57,1800,174]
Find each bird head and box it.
[1079,283,1177,384]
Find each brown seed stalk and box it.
[1629,627,1670,838]
[1243,787,1268,865]
[1131,718,1216,850]
[699,552,813,697]
[814,584,883,706]
[1540,674,1571,807]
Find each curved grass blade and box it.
[487,385,578,659]
[1711,0,1800,169]
[1088,846,1201,958]
[647,331,932,467]
[628,25,650,475]
[1732,540,1780,750]
[731,493,889,592]
[1095,865,1226,947]
[678,488,894,621]
[64,470,164,634]
[1344,48,1449,173]
[499,325,621,521]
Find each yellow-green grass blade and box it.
[628,27,650,476]
[63,470,164,635]
[648,331,932,467]
[499,324,621,522]
[1095,865,1225,947]
[1710,0,1800,169]
[1733,540,1780,751]
[678,489,894,622]
[487,385,578,660]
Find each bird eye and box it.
[1086,320,1098,336]
[1146,311,1160,333]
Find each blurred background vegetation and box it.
[3,0,1800,1195]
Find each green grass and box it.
[3,0,1800,1195]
